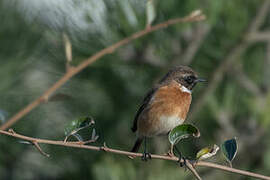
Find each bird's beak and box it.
[195,78,207,83]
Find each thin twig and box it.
[168,23,211,70]
[0,10,206,131]
[186,161,202,180]
[246,31,270,42]
[33,141,50,157]
[189,42,248,120]
[1,129,269,180]
[248,1,270,33]
[197,161,270,180]
[180,23,211,66]
[230,64,262,96]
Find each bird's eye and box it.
[185,76,194,84]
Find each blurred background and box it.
[1,0,270,179]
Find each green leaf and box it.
[168,124,200,145]
[196,144,219,160]
[64,116,94,137]
[146,0,156,27]
[221,137,237,166]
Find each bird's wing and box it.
[131,87,157,132]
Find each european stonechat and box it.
[131,66,205,160]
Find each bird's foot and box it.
[173,146,187,169]
[166,150,175,157]
[166,145,176,157]
[141,152,151,161]
[178,156,187,168]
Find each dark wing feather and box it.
[131,88,157,132]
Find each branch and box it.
[0,10,206,131]
[246,31,270,42]
[179,23,211,66]
[32,141,50,157]
[196,161,270,180]
[230,64,262,96]
[186,161,202,180]
[248,1,270,33]
[1,129,270,180]
[189,41,248,120]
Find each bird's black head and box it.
[159,66,206,91]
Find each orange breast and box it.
[137,81,192,137]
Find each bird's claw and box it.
[178,156,187,168]
[166,151,175,157]
[141,152,151,161]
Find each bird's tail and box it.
[131,138,143,153]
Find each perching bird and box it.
[131,66,205,160]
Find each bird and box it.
[130,65,206,160]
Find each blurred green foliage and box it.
[1,0,270,179]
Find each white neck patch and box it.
[180,85,191,94]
